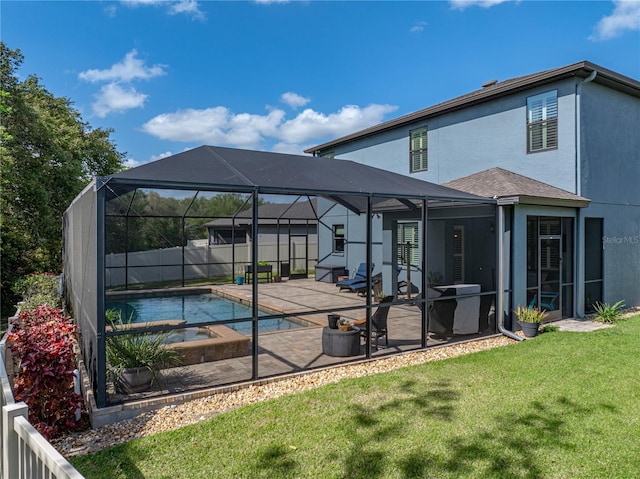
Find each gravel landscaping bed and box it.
[54,335,515,458]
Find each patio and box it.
[108,278,497,405]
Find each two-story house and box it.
[306,61,640,321]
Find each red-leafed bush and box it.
[7,305,82,439]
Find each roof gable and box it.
[443,167,590,207]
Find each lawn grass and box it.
[72,315,640,479]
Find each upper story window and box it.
[322,152,335,159]
[332,224,345,253]
[409,127,428,172]
[527,90,558,153]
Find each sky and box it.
[2,0,639,168]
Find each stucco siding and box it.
[332,79,578,191]
[586,203,640,308]
[579,82,640,203]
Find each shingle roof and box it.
[443,168,590,207]
[305,60,640,154]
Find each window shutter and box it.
[410,127,428,172]
[527,91,558,152]
[398,222,420,266]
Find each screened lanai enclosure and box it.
[64,146,499,412]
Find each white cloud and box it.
[254,0,291,4]
[141,107,286,149]
[410,21,428,33]
[590,0,640,41]
[79,50,166,83]
[121,0,205,20]
[277,104,397,144]
[92,83,148,117]
[141,101,398,150]
[449,0,511,10]
[150,150,174,161]
[281,92,311,109]
[123,157,144,169]
[169,0,206,20]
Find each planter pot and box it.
[235,276,244,285]
[116,367,154,394]
[519,321,540,338]
[338,324,353,332]
[328,314,340,329]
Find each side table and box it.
[321,326,361,357]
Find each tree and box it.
[1,42,125,315]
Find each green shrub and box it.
[12,272,62,310]
[106,310,182,390]
[541,324,559,333]
[593,300,625,323]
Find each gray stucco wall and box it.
[578,82,640,308]
[330,78,579,192]
[584,204,640,308]
[321,75,639,310]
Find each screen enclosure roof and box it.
[98,145,492,213]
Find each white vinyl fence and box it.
[106,241,318,288]
[1,318,85,479]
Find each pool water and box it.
[106,293,304,335]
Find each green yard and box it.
[72,315,640,478]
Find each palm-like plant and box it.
[106,310,181,391]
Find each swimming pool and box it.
[106,292,305,335]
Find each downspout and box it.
[497,204,523,341]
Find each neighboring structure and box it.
[307,61,640,320]
[204,200,319,277]
[205,200,317,246]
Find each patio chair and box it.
[528,292,558,311]
[354,295,393,350]
[540,292,559,310]
[336,262,374,291]
[352,273,382,297]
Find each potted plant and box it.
[106,310,182,394]
[513,305,546,338]
[337,317,353,332]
